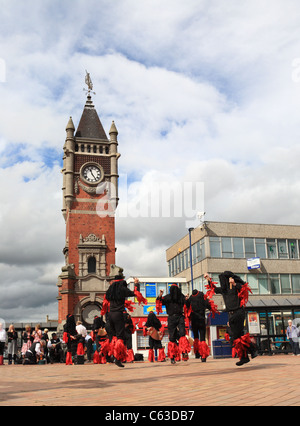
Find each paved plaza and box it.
[0,355,299,407]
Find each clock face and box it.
[81,304,101,325]
[82,164,102,184]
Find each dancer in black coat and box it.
[105,276,146,367]
[156,283,191,364]
[204,271,257,366]
[186,290,211,362]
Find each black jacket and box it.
[215,271,244,311]
[186,291,211,321]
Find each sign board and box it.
[145,283,156,298]
[143,305,167,315]
[247,257,261,270]
[247,312,261,334]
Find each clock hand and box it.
[90,170,97,180]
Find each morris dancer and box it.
[63,314,78,365]
[185,289,214,362]
[156,283,191,364]
[124,312,135,363]
[143,311,166,362]
[204,271,257,366]
[104,275,147,368]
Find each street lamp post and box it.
[188,227,194,292]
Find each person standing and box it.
[0,322,6,365]
[156,283,191,364]
[286,320,300,356]
[7,324,18,365]
[76,321,87,364]
[185,289,212,362]
[21,325,33,359]
[32,324,42,344]
[204,271,257,366]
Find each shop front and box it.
[245,306,300,355]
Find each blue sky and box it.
[1,0,300,321]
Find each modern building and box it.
[166,221,300,355]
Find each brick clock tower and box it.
[57,84,120,329]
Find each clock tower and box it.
[57,83,120,328]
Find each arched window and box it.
[88,256,96,273]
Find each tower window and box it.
[105,146,109,154]
[93,145,97,153]
[81,144,85,152]
[88,256,96,273]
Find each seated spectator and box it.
[23,340,46,365]
[48,333,64,364]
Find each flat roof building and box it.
[166,221,300,355]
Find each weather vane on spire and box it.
[83,70,96,95]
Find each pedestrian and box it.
[0,321,6,365]
[76,321,87,364]
[21,325,33,359]
[204,271,257,366]
[42,328,50,363]
[143,311,166,362]
[85,332,93,363]
[156,283,191,364]
[286,320,300,356]
[7,324,18,365]
[185,289,213,362]
[32,324,42,343]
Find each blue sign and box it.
[146,283,156,298]
[247,257,261,270]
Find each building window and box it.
[247,274,259,295]
[289,240,298,259]
[270,274,280,294]
[292,275,300,293]
[233,237,244,258]
[280,274,292,294]
[259,274,269,294]
[210,237,221,258]
[255,238,266,258]
[267,239,277,259]
[245,238,255,258]
[222,237,233,258]
[88,256,96,273]
[277,240,288,259]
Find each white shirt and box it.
[0,329,6,343]
[76,324,87,337]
